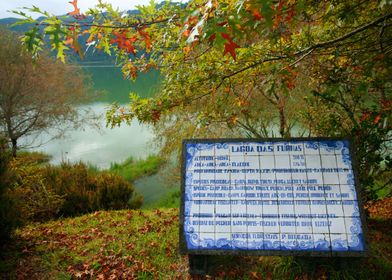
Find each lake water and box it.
[28,65,160,168]
[26,65,172,206]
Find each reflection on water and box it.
[26,103,155,168]
[25,65,160,167]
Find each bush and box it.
[8,156,64,223]
[7,157,143,222]
[42,162,141,217]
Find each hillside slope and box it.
[1,200,392,279]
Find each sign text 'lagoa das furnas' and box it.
[179,138,367,256]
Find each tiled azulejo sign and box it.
[179,139,366,256]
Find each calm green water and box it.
[84,65,160,103]
[26,65,173,205]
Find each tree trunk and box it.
[11,138,17,157]
[278,106,287,137]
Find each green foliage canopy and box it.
[15,0,392,199]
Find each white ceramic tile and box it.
[291,171,308,184]
[329,217,347,234]
[323,174,340,185]
[280,233,298,250]
[262,201,279,217]
[198,144,215,156]
[215,144,230,157]
[347,234,365,251]
[342,200,360,217]
[289,142,305,156]
[215,218,231,233]
[246,218,261,233]
[330,234,348,251]
[295,201,311,217]
[244,142,262,156]
[326,200,344,217]
[339,185,357,200]
[303,141,320,155]
[335,154,353,169]
[245,154,260,168]
[198,172,215,182]
[248,234,264,250]
[256,142,274,155]
[324,185,340,199]
[321,155,337,169]
[230,170,246,182]
[186,216,200,233]
[296,234,314,250]
[259,155,275,168]
[261,218,280,233]
[184,200,199,216]
[247,201,263,217]
[215,200,231,216]
[199,200,215,214]
[214,188,230,200]
[215,232,232,249]
[313,234,330,251]
[199,232,215,249]
[263,233,281,250]
[305,155,322,168]
[278,202,295,216]
[310,200,328,215]
[228,142,244,156]
[312,218,330,233]
[231,232,248,249]
[273,141,291,155]
[279,218,297,233]
[319,141,338,155]
[275,155,291,168]
[296,218,313,233]
[231,217,249,233]
[306,172,324,185]
[345,217,363,234]
[338,172,354,185]
[231,200,247,216]
[199,217,215,233]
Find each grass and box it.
[1,200,392,279]
[109,155,165,182]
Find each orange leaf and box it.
[252,9,263,20]
[373,114,381,124]
[68,0,84,19]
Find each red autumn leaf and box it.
[252,8,263,20]
[110,31,137,55]
[137,28,152,52]
[221,33,240,60]
[208,33,216,41]
[224,40,240,60]
[285,7,296,22]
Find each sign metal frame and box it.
[179,137,368,257]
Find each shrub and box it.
[42,162,141,217]
[6,154,143,223]
[8,156,64,223]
